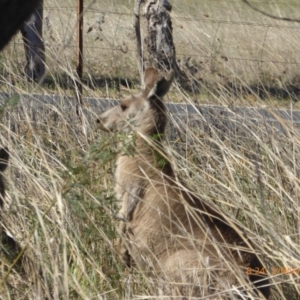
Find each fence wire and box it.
[2,2,300,97]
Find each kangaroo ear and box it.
[0,148,9,172]
[143,67,159,96]
[147,69,174,100]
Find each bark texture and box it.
[144,0,176,72]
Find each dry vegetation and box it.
[0,0,299,299]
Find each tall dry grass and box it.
[0,0,299,299]
[1,84,300,299]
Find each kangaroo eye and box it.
[120,104,128,111]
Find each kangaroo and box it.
[97,67,270,299]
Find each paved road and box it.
[0,92,299,138]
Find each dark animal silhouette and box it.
[0,0,40,50]
[0,147,9,206]
[0,147,20,256]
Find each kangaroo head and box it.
[97,67,174,135]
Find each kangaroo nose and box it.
[96,117,106,125]
[96,116,110,132]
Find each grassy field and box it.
[0,0,300,299]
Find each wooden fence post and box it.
[76,0,84,118]
[134,0,144,84]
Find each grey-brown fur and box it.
[97,67,270,299]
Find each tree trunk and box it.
[21,0,45,82]
[143,0,190,89]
